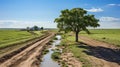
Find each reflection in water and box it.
[40,35,61,67]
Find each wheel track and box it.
[0,32,54,67]
[9,33,51,67]
[0,33,50,63]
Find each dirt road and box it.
[0,32,54,67]
[79,35,120,67]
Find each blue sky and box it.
[0,0,120,28]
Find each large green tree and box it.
[54,8,100,42]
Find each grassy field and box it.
[80,29,120,47]
[0,30,42,48]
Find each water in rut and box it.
[40,35,61,67]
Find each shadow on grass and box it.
[77,42,120,65]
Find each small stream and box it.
[40,35,61,67]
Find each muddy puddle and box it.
[40,35,61,67]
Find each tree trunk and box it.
[75,31,79,42]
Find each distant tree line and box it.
[27,25,44,32]
[20,25,44,32]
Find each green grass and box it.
[42,49,49,55]
[51,52,61,61]
[0,30,42,48]
[60,34,92,67]
[34,31,42,35]
[67,45,92,67]
[80,29,120,47]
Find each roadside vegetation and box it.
[80,29,120,47]
[51,52,61,61]
[42,49,49,55]
[59,33,92,67]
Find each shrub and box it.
[54,37,58,40]
[51,52,61,61]
[43,49,49,55]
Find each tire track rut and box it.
[0,32,54,67]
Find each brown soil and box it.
[61,52,82,67]
[0,32,54,67]
[79,35,120,67]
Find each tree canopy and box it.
[40,27,44,30]
[54,8,100,42]
[33,25,39,31]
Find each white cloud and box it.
[108,4,116,6]
[100,17,120,22]
[99,17,120,29]
[107,4,120,6]
[86,8,103,12]
[0,20,57,28]
[99,21,120,29]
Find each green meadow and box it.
[0,30,42,48]
[80,29,120,47]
